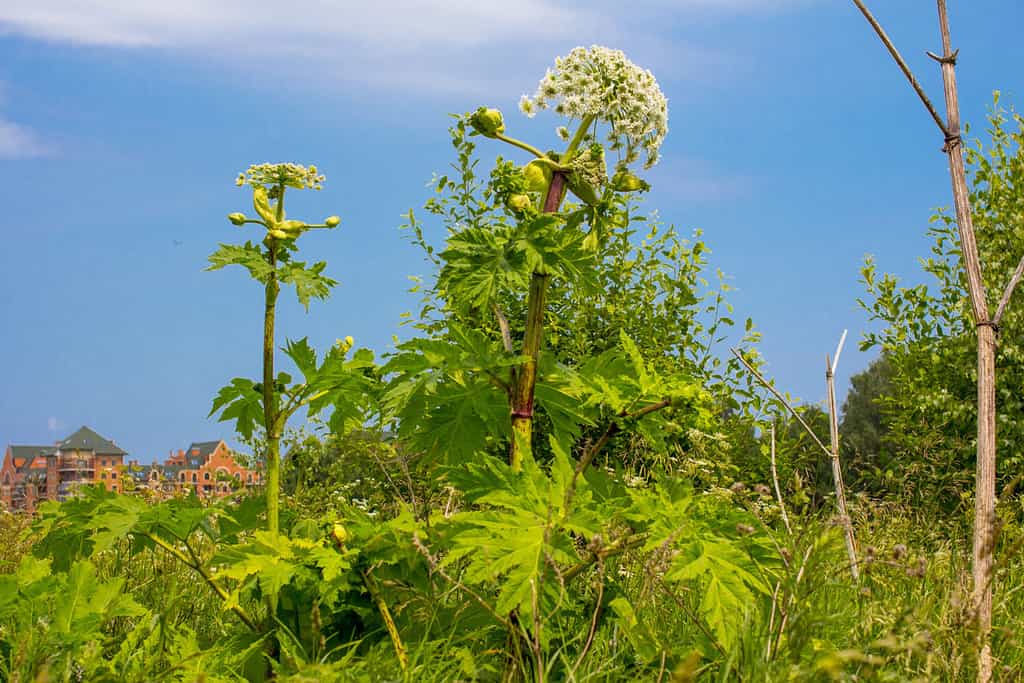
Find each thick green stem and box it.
[363,571,408,672]
[493,132,546,159]
[508,172,566,471]
[261,187,285,646]
[263,185,286,537]
[565,115,596,160]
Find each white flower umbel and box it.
[236,163,325,190]
[519,46,668,169]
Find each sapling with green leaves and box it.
[468,45,669,470]
[207,163,371,538]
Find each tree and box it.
[859,101,1024,510]
[839,355,893,493]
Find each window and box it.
[100,472,107,480]
[111,472,117,480]
[204,472,210,481]
[247,473,253,483]
[234,472,240,480]
[180,472,185,481]
[192,473,197,483]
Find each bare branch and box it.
[730,348,832,460]
[993,253,1024,327]
[850,0,949,136]
[831,329,848,376]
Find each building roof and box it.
[186,441,222,458]
[9,445,56,474]
[58,426,128,456]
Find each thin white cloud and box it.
[0,1,809,97]
[0,117,50,159]
[0,1,592,49]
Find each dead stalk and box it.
[769,424,792,535]
[729,349,831,459]
[826,330,859,581]
[851,2,1009,678]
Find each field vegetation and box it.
[2,14,1024,682]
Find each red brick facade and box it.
[1,429,260,512]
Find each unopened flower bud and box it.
[252,185,276,224]
[523,160,551,193]
[507,194,532,212]
[269,229,289,239]
[469,107,505,138]
[228,212,246,226]
[325,215,341,228]
[610,170,650,193]
[278,219,305,237]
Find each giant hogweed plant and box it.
[207,162,375,538]
[386,46,779,678]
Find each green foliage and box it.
[23,55,1024,683]
[858,96,1024,508]
[0,557,145,680]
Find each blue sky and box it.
[0,1,1021,461]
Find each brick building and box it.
[1,426,128,512]
[1,428,261,512]
[129,440,262,497]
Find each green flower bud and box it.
[523,160,551,193]
[269,229,289,239]
[507,194,532,212]
[278,219,305,236]
[469,107,505,138]
[228,212,247,226]
[566,175,599,206]
[252,186,276,224]
[325,215,341,228]
[336,335,355,353]
[610,170,650,193]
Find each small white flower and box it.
[520,46,669,169]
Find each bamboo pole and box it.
[826,331,859,580]
[851,3,1007,677]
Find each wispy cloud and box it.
[0,1,808,97]
[0,117,50,159]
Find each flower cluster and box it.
[236,163,325,190]
[519,46,668,168]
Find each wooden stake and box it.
[826,334,859,581]
[852,2,1002,677]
